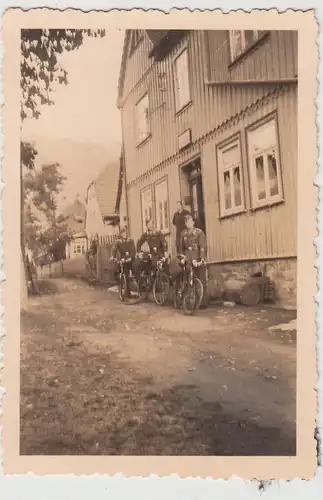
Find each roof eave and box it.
[148,30,188,61]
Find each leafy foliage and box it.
[21,28,105,121]
[23,163,69,259]
[21,29,105,263]
[21,140,38,170]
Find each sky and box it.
[22,29,125,210]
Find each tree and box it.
[21,28,106,121]
[20,29,105,296]
[23,162,69,260]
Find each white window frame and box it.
[154,177,170,233]
[217,136,245,217]
[247,117,283,209]
[140,185,153,231]
[229,30,262,62]
[173,48,191,113]
[135,93,150,145]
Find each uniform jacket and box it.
[179,227,207,260]
[136,230,168,255]
[112,237,136,260]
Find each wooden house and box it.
[117,30,298,308]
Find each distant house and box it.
[85,161,121,240]
[117,29,298,308]
[63,198,88,259]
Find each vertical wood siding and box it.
[121,30,297,185]
[127,86,297,260]
[121,30,297,260]
[201,86,297,261]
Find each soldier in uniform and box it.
[178,213,209,308]
[134,219,169,277]
[110,227,136,292]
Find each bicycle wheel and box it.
[172,276,183,309]
[119,274,128,301]
[138,272,150,301]
[183,278,203,315]
[195,277,204,309]
[152,271,170,306]
[125,277,141,304]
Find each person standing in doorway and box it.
[172,201,191,253]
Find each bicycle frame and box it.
[118,257,132,277]
[178,255,204,286]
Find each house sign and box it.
[178,128,192,151]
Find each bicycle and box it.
[173,255,204,315]
[152,256,171,306]
[111,254,140,303]
[137,253,171,305]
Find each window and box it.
[217,138,245,216]
[247,117,283,208]
[173,49,191,112]
[135,93,150,144]
[229,30,266,62]
[154,178,169,232]
[141,186,153,230]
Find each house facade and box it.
[63,198,88,259]
[118,30,298,308]
[85,161,120,240]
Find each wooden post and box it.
[21,249,28,310]
[96,241,100,281]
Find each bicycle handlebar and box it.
[112,257,132,264]
[177,255,206,267]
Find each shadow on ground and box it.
[20,345,295,456]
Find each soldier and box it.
[110,227,136,292]
[172,201,191,253]
[178,213,209,308]
[134,219,169,277]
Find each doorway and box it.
[182,158,206,234]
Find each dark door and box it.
[189,173,206,234]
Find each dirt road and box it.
[20,277,296,456]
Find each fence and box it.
[93,233,119,283]
[31,233,120,285]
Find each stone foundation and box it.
[207,258,297,310]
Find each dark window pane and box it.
[267,151,279,196]
[164,200,169,229]
[233,167,242,206]
[255,156,266,200]
[224,170,232,209]
[159,202,163,230]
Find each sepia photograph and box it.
[1,8,318,478]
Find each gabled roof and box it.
[146,30,169,46]
[90,161,120,219]
[147,30,187,61]
[62,199,86,234]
